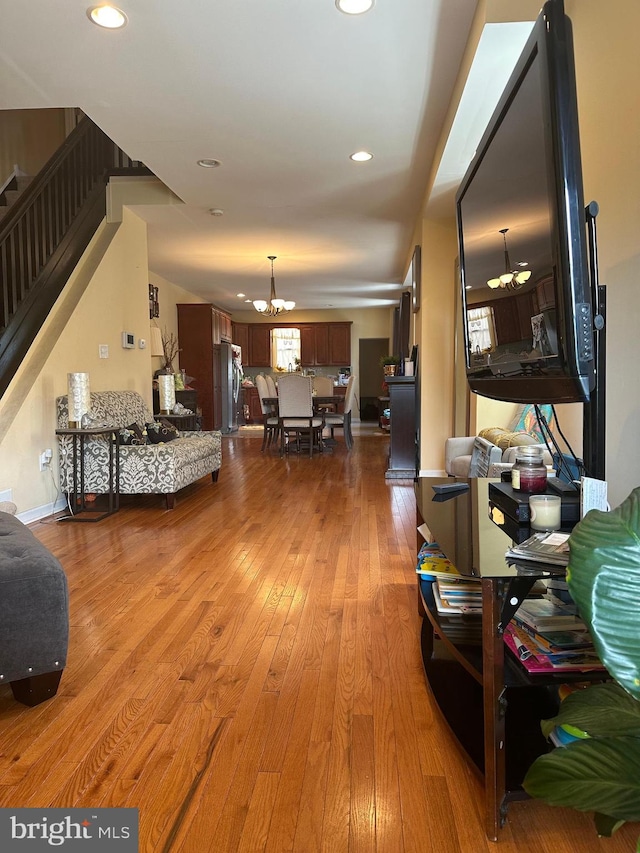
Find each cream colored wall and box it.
[149,271,207,375]
[565,0,640,506]
[0,109,66,181]
[417,0,636,495]
[417,218,458,474]
[0,208,153,519]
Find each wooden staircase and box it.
[0,118,152,398]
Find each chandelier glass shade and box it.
[253,256,295,316]
[487,228,532,290]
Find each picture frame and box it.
[411,244,421,313]
[149,284,159,319]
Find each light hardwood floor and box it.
[0,431,636,852]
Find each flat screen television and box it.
[455,0,595,404]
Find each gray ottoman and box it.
[0,512,69,706]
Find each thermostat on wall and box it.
[122,331,135,349]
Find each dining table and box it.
[262,395,343,414]
[262,396,344,448]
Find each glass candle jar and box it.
[511,446,547,494]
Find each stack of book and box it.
[415,542,482,618]
[505,530,570,567]
[505,597,606,674]
[415,542,459,580]
[432,577,482,616]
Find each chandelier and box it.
[253,256,295,316]
[487,228,532,290]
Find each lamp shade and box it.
[150,326,164,357]
[68,373,90,428]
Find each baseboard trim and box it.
[418,468,447,478]
[18,496,68,525]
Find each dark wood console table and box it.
[384,375,415,478]
[415,476,605,839]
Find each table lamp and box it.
[67,372,90,428]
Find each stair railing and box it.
[0,116,150,397]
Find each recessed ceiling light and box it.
[87,5,128,29]
[244,299,252,303]
[350,150,373,162]
[237,293,245,298]
[336,0,374,15]
[197,159,221,168]
[209,208,224,216]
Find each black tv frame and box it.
[455,0,596,405]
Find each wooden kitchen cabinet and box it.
[232,322,249,355]
[248,324,271,366]
[475,294,536,346]
[220,312,232,342]
[177,304,225,430]
[300,322,351,366]
[243,386,263,423]
[489,299,519,344]
[327,323,350,365]
[535,275,556,311]
[241,321,351,367]
[300,325,316,366]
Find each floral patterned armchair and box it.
[56,390,221,509]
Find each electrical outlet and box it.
[39,449,53,472]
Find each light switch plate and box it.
[99,344,109,359]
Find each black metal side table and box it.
[155,412,199,431]
[55,427,120,521]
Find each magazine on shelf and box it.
[514,622,594,653]
[416,542,461,579]
[436,579,482,604]
[432,583,482,615]
[504,624,605,674]
[505,531,571,567]
[508,623,593,662]
[514,597,585,632]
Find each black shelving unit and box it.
[415,477,608,840]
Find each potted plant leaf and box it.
[523,487,640,846]
[379,355,400,376]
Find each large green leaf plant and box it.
[523,487,640,849]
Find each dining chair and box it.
[277,374,324,457]
[312,375,336,413]
[254,374,279,451]
[324,374,356,449]
[265,374,277,398]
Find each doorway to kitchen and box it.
[359,338,389,422]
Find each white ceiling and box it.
[0,1,533,312]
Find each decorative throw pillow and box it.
[118,422,145,445]
[145,420,179,444]
[478,426,538,450]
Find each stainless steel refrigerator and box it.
[220,342,242,433]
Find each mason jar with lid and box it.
[511,446,547,493]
